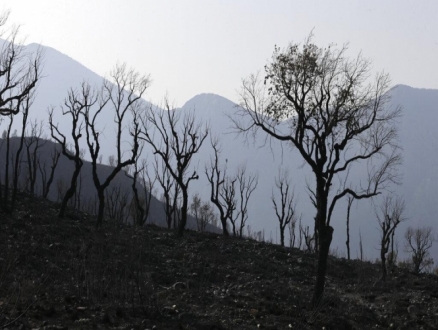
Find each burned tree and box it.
[0,11,42,212]
[190,196,216,232]
[155,157,175,229]
[377,195,405,281]
[24,120,47,195]
[272,169,299,247]
[0,11,42,117]
[49,83,95,218]
[38,143,61,199]
[0,92,33,212]
[140,102,208,237]
[345,196,354,260]
[405,226,434,274]
[205,138,237,236]
[235,165,258,238]
[234,36,401,306]
[84,64,149,227]
[129,155,156,226]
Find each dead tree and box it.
[49,83,95,218]
[38,143,61,199]
[0,13,42,212]
[129,155,156,226]
[345,196,354,260]
[105,184,130,225]
[0,92,34,212]
[300,223,315,252]
[288,217,298,248]
[234,36,401,306]
[0,114,15,212]
[140,102,208,237]
[171,179,182,228]
[358,230,364,261]
[224,176,238,236]
[84,64,149,227]
[24,120,47,195]
[377,195,405,281]
[155,157,175,229]
[199,201,216,232]
[405,226,434,274]
[236,165,258,238]
[0,13,42,117]
[272,169,299,247]
[190,194,216,232]
[205,138,237,236]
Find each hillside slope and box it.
[0,137,220,232]
[0,192,437,329]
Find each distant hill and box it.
[179,86,438,262]
[0,136,221,233]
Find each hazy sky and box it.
[2,0,437,105]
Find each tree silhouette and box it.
[140,102,208,237]
[84,64,149,227]
[234,36,401,306]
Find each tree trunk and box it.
[311,176,331,307]
[312,224,333,307]
[280,226,285,247]
[96,189,105,228]
[381,248,387,281]
[59,163,82,218]
[220,217,229,236]
[346,197,353,260]
[178,189,188,237]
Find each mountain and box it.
[0,136,221,232]
[178,87,438,262]
[1,39,437,263]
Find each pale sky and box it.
[2,0,438,106]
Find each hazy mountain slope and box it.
[1,39,437,262]
[180,86,438,262]
[0,137,220,232]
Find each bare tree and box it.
[24,119,47,195]
[224,176,239,236]
[155,157,175,229]
[140,102,208,237]
[234,36,401,306]
[345,196,354,260]
[0,92,34,212]
[377,195,405,281]
[405,226,434,274]
[84,64,149,227]
[0,114,15,212]
[358,230,364,261]
[199,201,216,232]
[236,165,258,238]
[105,184,130,225]
[49,83,95,218]
[190,194,216,232]
[272,169,299,247]
[129,155,156,226]
[0,13,42,117]
[108,155,116,167]
[288,215,298,248]
[38,143,61,199]
[205,138,237,236]
[300,222,315,253]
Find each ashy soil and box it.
[1,191,438,329]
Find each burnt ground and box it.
[0,192,438,329]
